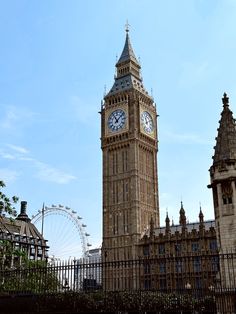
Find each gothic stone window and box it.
[159,262,166,273]
[175,260,183,273]
[213,186,218,207]
[222,181,232,205]
[211,256,219,272]
[160,278,167,290]
[158,244,165,255]
[175,243,181,254]
[143,245,149,256]
[193,257,201,272]
[209,240,217,252]
[192,242,199,252]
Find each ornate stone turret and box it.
[199,207,204,223]
[179,202,186,226]
[199,207,205,235]
[208,93,236,253]
[165,212,170,235]
[115,26,141,80]
[179,202,187,235]
[213,93,236,164]
[106,26,149,98]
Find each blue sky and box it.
[1,0,236,259]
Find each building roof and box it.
[0,216,46,241]
[106,29,150,98]
[107,75,149,96]
[213,93,236,163]
[0,201,47,244]
[116,31,139,66]
[154,219,215,236]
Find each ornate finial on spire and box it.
[125,20,130,33]
[222,92,229,108]
[165,210,170,234]
[179,201,186,226]
[165,210,170,224]
[199,203,204,223]
[103,85,107,97]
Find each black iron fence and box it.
[0,253,236,313]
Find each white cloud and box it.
[0,143,29,160]
[0,151,16,159]
[0,105,18,129]
[0,144,76,185]
[0,105,36,132]
[0,168,20,183]
[7,144,29,154]
[34,161,76,184]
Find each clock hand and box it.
[116,113,123,124]
[117,114,122,122]
[113,113,119,123]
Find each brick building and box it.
[0,201,48,268]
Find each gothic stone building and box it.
[138,204,217,291]
[101,27,159,264]
[101,28,236,290]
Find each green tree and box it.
[0,259,60,294]
[0,180,19,217]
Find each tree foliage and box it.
[0,180,19,217]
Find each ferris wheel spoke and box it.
[31,205,91,260]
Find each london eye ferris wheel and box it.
[31,204,92,261]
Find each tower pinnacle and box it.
[213,93,236,163]
[116,27,139,67]
[222,92,229,108]
[106,27,149,96]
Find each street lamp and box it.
[185,282,191,290]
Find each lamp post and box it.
[185,282,191,290]
[185,282,192,296]
[185,282,192,313]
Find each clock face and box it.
[108,109,126,132]
[141,111,154,134]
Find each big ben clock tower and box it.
[101,27,159,268]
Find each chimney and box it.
[16,201,31,222]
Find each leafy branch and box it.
[0,181,19,217]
